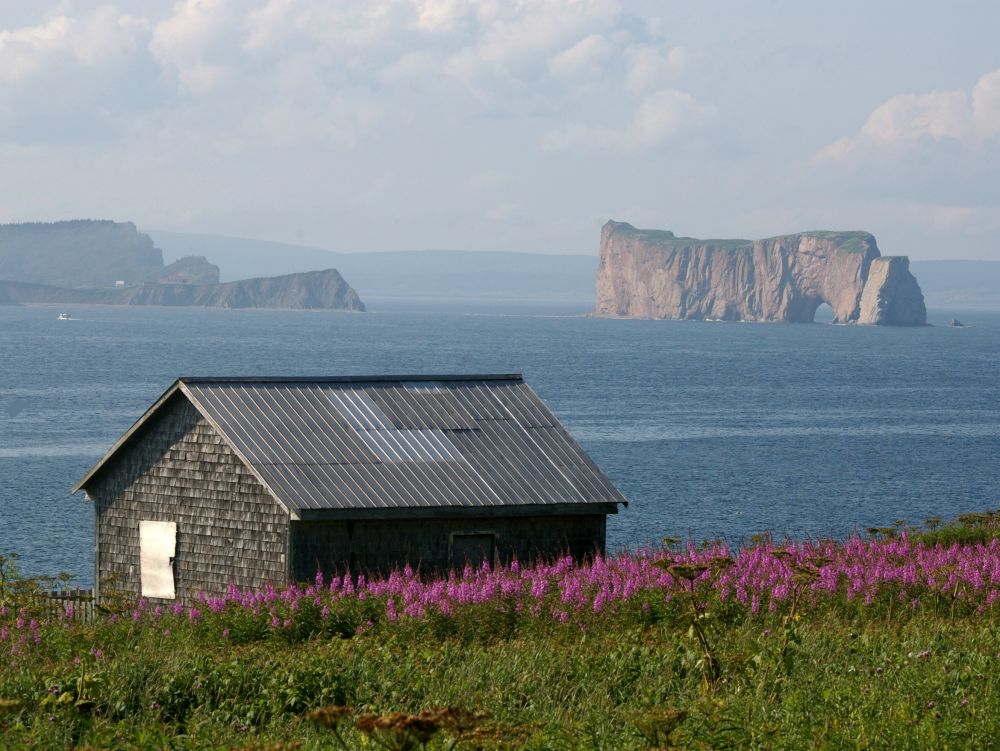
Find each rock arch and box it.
[596,221,926,326]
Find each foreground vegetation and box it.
[3,513,1000,750]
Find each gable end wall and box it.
[88,395,289,602]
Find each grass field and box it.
[3,513,1000,750]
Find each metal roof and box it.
[74,375,627,515]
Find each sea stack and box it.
[595,221,927,325]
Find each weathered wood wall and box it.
[89,395,289,603]
[290,514,606,580]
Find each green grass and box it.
[2,613,999,749]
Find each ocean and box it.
[2,299,998,586]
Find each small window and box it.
[139,520,176,599]
[449,531,497,570]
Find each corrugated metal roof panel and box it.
[358,428,462,463]
[368,386,479,430]
[486,381,556,428]
[449,383,510,420]
[81,375,626,512]
[325,389,391,431]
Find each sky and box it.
[0,1,998,259]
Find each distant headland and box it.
[0,220,364,311]
[596,221,927,325]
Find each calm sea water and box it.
[1,300,998,586]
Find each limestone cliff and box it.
[0,269,365,311]
[596,221,926,325]
[857,257,926,325]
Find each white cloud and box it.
[414,0,472,34]
[631,89,713,146]
[624,43,690,95]
[472,0,620,70]
[862,90,970,143]
[0,8,160,143]
[150,0,241,94]
[972,69,1000,137]
[814,68,1000,163]
[0,8,147,85]
[541,88,715,151]
[547,34,610,79]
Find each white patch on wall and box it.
[139,520,176,599]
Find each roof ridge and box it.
[178,374,522,384]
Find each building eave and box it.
[178,373,523,385]
[293,502,622,522]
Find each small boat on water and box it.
[57,313,72,320]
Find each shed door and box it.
[450,532,496,570]
[139,520,176,599]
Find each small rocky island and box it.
[0,220,364,311]
[596,221,926,325]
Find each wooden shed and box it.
[73,375,627,602]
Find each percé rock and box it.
[0,269,365,311]
[596,221,926,325]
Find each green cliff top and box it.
[606,221,875,254]
[801,230,876,254]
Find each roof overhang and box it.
[178,374,523,385]
[293,502,622,522]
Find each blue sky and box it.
[0,1,998,259]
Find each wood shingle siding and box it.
[89,396,288,601]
